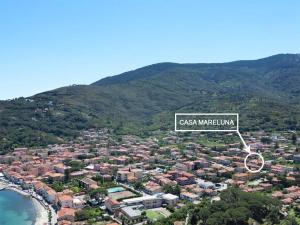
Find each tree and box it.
[280,215,298,225]
[133,180,144,190]
[89,187,107,198]
[48,211,52,223]
[206,212,225,225]
[173,185,181,195]
[261,137,272,144]
[189,213,198,225]
[162,188,282,225]
[220,188,241,204]
[75,208,103,221]
[163,184,180,195]
[224,207,250,225]
[197,207,210,224]
[163,184,173,194]
[64,168,70,183]
[51,182,64,192]
[292,133,297,145]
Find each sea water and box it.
[0,190,37,225]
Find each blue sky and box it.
[0,0,300,100]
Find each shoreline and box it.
[32,198,49,225]
[0,179,50,225]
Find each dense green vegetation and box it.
[163,184,181,195]
[75,208,103,222]
[1,54,300,153]
[151,188,285,225]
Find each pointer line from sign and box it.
[237,130,251,153]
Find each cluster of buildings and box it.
[0,129,299,224]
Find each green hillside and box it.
[1,54,300,153]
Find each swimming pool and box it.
[107,187,125,193]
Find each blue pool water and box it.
[107,187,125,193]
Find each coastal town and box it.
[0,129,299,225]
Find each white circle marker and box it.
[244,152,265,173]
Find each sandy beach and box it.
[32,198,49,225]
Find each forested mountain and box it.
[1,54,300,152]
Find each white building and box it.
[180,192,199,202]
[162,193,179,206]
[123,195,162,209]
